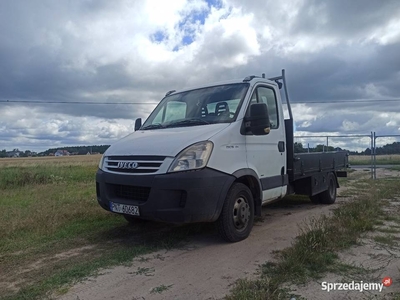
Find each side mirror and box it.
[134,118,142,131]
[248,103,270,135]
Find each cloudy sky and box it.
[1,0,400,152]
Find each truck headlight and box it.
[168,141,213,172]
[98,154,105,170]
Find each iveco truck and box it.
[96,70,348,242]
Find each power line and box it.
[293,99,400,104]
[0,100,159,105]
[1,99,400,105]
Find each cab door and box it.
[245,85,286,202]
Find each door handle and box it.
[278,141,285,152]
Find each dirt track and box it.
[59,191,352,300]
[59,168,400,300]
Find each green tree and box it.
[294,142,306,153]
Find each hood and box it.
[105,123,230,157]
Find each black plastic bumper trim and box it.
[261,174,288,190]
[96,167,235,223]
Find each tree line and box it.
[294,143,340,153]
[39,145,110,156]
[2,142,399,158]
[0,145,110,157]
[294,141,400,155]
[361,141,400,155]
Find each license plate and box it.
[110,202,140,216]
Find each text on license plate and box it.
[110,202,140,216]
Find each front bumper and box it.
[96,168,235,223]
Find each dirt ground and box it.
[287,168,400,300]
[58,169,399,300]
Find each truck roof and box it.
[165,76,278,97]
[164,68,293,123]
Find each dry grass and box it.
[0,156,110,262]
[0,154,102,168]
[227,173,400,300]
[349,154,400,165]
[0,155,201,300]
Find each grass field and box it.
[0,155,204,300]
[227,173,400,300]
[2,155,400,299]
[348,154,400,165]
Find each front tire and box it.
[216,183,254,242]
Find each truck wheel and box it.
[319,173,337,204]
[216,183,254,242]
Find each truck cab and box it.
[96,70,347,242]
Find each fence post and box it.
[370,131,373,179]
[373,132,376,179]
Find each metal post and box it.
[373,132,376,179]
[307,143,310,153]
[281,69,293,121]
[370,131,373,179]
[326,136,329,150]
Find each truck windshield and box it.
[142,83,249,130]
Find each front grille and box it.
[112,184,150,202]
[105,156,166,174]
[108,156,166,161]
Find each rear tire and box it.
[216,183,254,242]
[309,173,337,205]
[319,173,337,204]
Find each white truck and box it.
[96,70,348,242]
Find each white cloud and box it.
[368,18,400,45]
[341,120,360,131]
[1,0,400,152]
[0,106,136,152]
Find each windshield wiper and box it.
[141,123,165,130]
[165,118,210,128]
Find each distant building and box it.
[55,149,70,157]
[6,149,20,157]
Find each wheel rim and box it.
[232,196,250,232]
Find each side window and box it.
[245,86,279,132]
[250,91,257,104]
[245,91,258,118]
[257,87,279,129]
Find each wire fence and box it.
[294,132,400,179]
